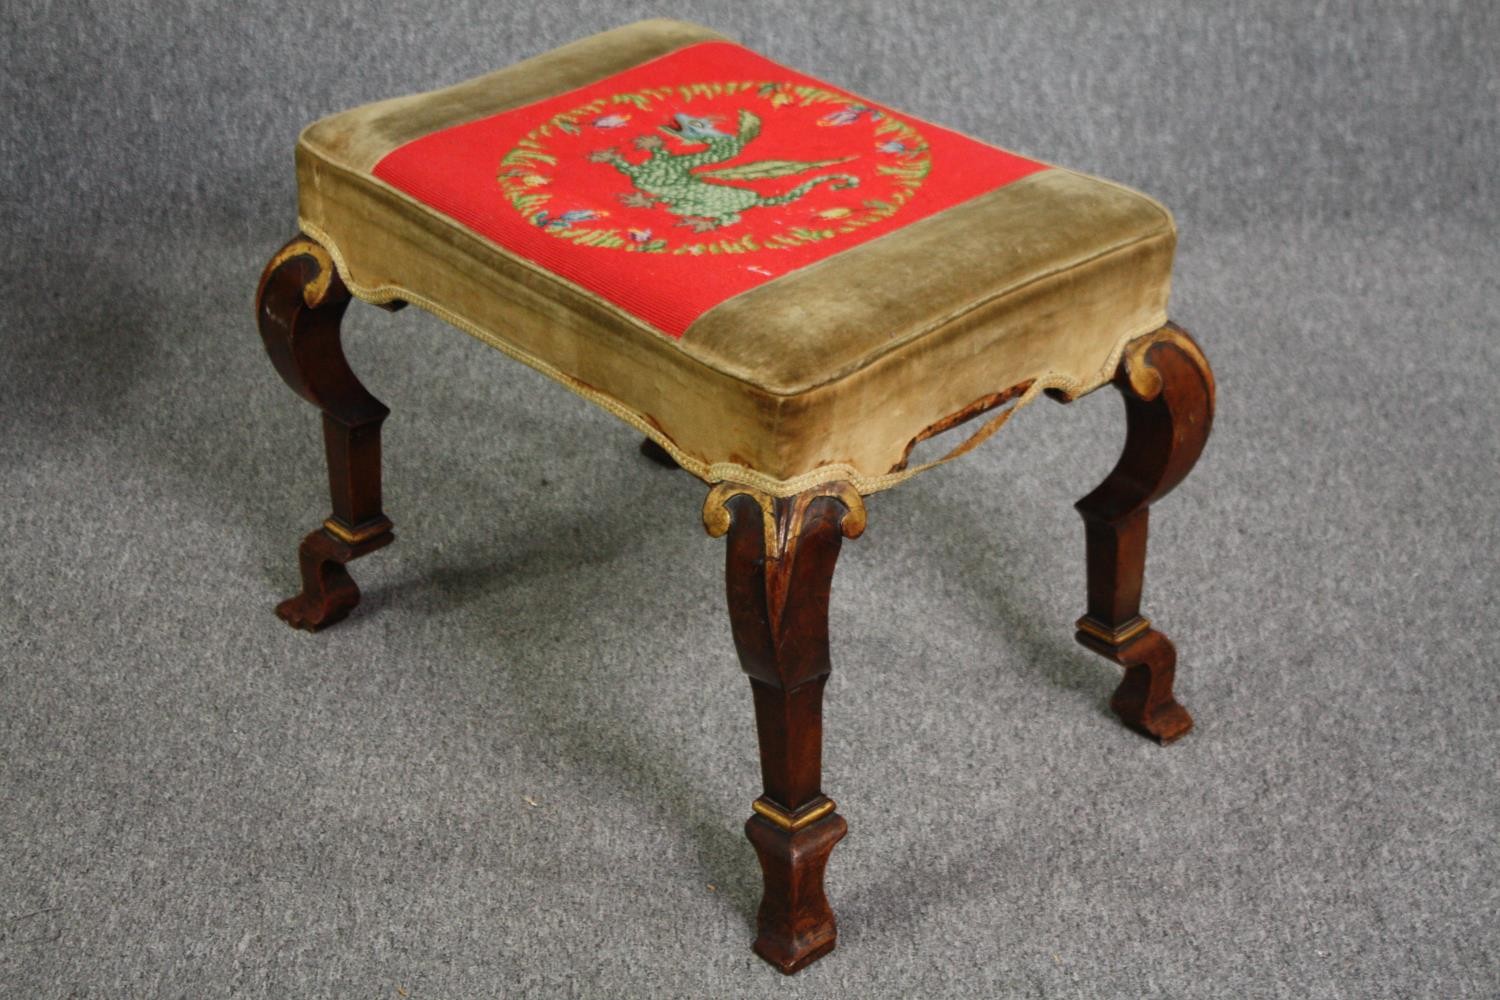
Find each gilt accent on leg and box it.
[1073,323,1215,743]
[704,481,865,973]
[256,234,394,631]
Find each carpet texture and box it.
[2,1,1496,997]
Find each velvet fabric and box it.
[294,18,1175,491]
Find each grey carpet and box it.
[2,1,1496,996]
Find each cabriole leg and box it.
[1073,323,1215,743]
[704,481,866,974]
[255,234,393,631]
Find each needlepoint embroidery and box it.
[502,84,930,256]
[374,42,1046,337]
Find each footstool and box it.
[255,19,1214,974]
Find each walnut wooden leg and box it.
[1073,323,1214,743]
[704,481,866,974]
[256,234,393,631]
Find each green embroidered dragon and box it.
[589,109,860,232]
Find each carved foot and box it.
[746,799,848,974]
[1071,323,1214,742]
[276,520,393,632]
[1076,619,1192,743]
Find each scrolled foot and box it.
[276,585,356,632]
[275,521,392,632]
[1076,620,1193,744]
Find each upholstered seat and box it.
[294,18,1175,493]
[257,19,1215,975]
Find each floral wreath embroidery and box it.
[497,81,932,256]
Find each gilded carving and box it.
[703,479,866,553]
[704,479,866,639]
[1121,323,1215,405]
[264,237,339,308]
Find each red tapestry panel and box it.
[373,41,1047,337]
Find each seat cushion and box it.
[296,19,1175,493]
